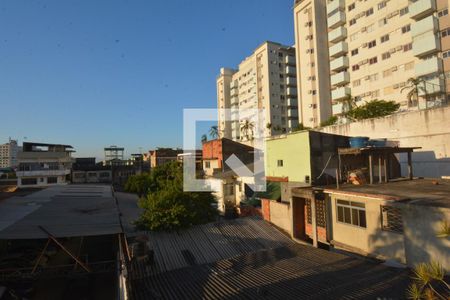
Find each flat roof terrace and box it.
[0,185,122,239]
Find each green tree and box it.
[209,126,219,139]
[201,134,207,143]
[320,116,338,127]
[128,161,218,231]
[240,120,254,141]
[401,77,427,108]
[346,99,400,121]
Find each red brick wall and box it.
[239,206,262,218]
[261,198,271,222]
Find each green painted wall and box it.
[265,131,311,183]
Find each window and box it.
[336,200,366,228]
[403,43,412,52]
[350,32,359,41]
[368,40,376,48]
[401,24,411,34]
[47,177,57,184]
[378,1,387,10]
[353,79,361,87]
[441,28,450,38]
[399,6,409,16]
[382,52,391,60]
[379,17,388,26]
[438,8,448,18]
[205,161,211,168]
[348,3,355,11]
[443,50,450,58]
[277,159,283,167]
[351,48,359,56]
[380,34,389,43]
[369,56,378,64]
[352,64,360,71]
[381,206,403,233]
[350,18,356,26]
[366,7,374,16]
[21,178,37,185]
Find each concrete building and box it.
[294,0,450,126]
[16,142,74,188]
[0,139,19,168]
[217,41,299,141]
[149,148,183,168]
[294,0,333,128]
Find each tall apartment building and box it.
[294,0,450,126]
[16,142,74,187]
[217,41,299,141]
[294,0,333,128]
[0,139,19,168]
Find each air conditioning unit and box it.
[396,46,403,51]
[389,48,396,54]
[362,43,368,48]
[361,27,367,32]
[392,66,398,71]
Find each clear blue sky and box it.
[0,0,294,159]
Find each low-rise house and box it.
[16,142,74,188]
[149,148,183,168]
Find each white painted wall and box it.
[320,107,450,178]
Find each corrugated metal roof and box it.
[0,185,122,239]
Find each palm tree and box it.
[209,126,219,139]
[240,120,254,141]
[407,261,449,300]
[401,77,426,108]
[201,134,207,143]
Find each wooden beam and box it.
[32,238,51,274]
[38,226,91,273]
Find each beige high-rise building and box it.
[0,139,19,168]
[294,0,450,126]
[217,41,299,141]
[294,0,333,128]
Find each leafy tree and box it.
[240,120,254,141]
[201,134,207,143]
[401,77,426,108]
[209,126,219,139]
[320,116,338,127]
[346,99,400,121]
[127,161,218,231]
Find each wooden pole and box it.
[32,238,51,274]
[311,197,318,248]
[38,226,91,273]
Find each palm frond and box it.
[407,283,422,300]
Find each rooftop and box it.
[127,217,410,300]
[0,185,122,239]
[323,178,450,208]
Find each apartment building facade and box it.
[0,139,19,168]
[217,41,299,141]
[16,142,74,187]
[294,0,333,128]
[294,0,450,126]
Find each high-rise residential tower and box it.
[0,139,19,168]
[217,41,299,141]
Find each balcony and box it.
[415,56,443,76]
[413,32,441,57]
[286,66,296,75]
[288,109,299,118]
[411,16,439,37]
[230,96,239,106]
[286,76,297,86]
[230,80,238,89]
[330,71,350,86]
[230,89,238,97]
[328,11,346,29]
[331,86,351,101]
[332,102,349,115]
[328,26,347,44]
[287,87,297,96]
[285,55,295,65]
[329,41,348,58]
[330,56,349,72]
[327,0,345,15]
[287,98,298,108]
[16,169,71,177]
[409,0,436,20]
[419,77,445,96]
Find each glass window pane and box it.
[337,200,349,205]
[344,207,351,224]
[351,201,365,208]
[351,208,359,226]
[337,206,344,222]
[359,210,367,228]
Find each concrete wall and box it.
[402,204,450,271]
[320,106,450,178]
[261,199,292,235]
[328,193,406,263]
